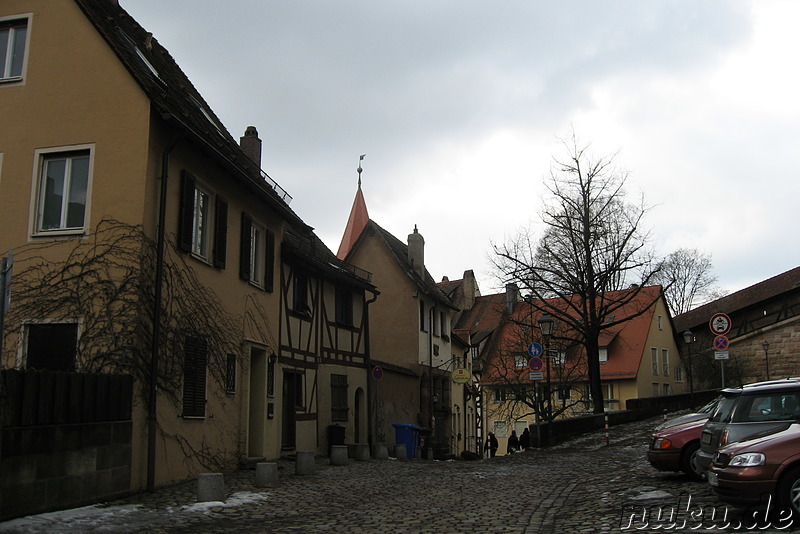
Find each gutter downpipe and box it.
[364,290,378,448]
[148,129,182,492]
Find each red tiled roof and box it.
[336,185,369,260]
[481,285,664,383]
[674,266,800,332]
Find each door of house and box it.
[248,347,267,457]
[281,373,297,449]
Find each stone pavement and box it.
[0,415,793,533]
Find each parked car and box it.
[708,422,800,516]
[648,398,720,481]
[696,378,800,475]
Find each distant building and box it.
[674,266,800,389]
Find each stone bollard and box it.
[372,443,389,460]
[393,444,407,460]
[295,451,316,475]
[197,473,225,502]
[330,445,349,466]
[354,443,371,461]
[255,462,278,487]
[423,447,434,461]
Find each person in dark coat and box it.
[519,427,531,450]
[485,432,499,457]
[507,429,520,454]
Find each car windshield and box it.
[708,395,739,423]
[731,392,800,423]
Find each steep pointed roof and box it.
[337,184,369,260]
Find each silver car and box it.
[696,378,800,475]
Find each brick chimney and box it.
[407,225,425,277]
[505,283,519,314]
[240,126,262,168]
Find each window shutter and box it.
[178,172,196,253]
[213,196,228,269]
[240,212,252,281]
[182,336,208,417]
[264,229,275,292]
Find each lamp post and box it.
[538,313,554,446]
[763,341,770,381]
[682,330,694,406]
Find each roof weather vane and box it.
[358,154,365,188]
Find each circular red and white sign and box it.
[709,313,732,336]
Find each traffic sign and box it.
[527,342,543,358]
[529,371,544,381]
[709,313,732,336]
[714,351,730,361]
[371,366,384,381]
[713,335,729,351]
[528,357,544,371]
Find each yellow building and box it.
[0,0,375,496]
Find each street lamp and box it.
[763,340,770,381]
[538,313,554,446]
[682,330,694,405]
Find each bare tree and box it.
[483,301,586,431]
[493,133,662,414]
[655,248,726,315]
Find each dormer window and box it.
[599,347,608,363]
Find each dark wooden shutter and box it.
[213,196,228,269]
[264,229,275,292]
[182,336,208,417]
[239,212,252,281]
[178,171,195,253]
[331,374,348,421]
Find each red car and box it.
[708,422,800,515]
[648,417,706,480]
[647,398,720,481]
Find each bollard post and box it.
[355,443,371,461]
[604,411,609,446]
[255,462,278,487]
[330,445,349,466]
[663,409,668,422]
[393,444,407,460]
[197,473,225,502]
[295,451,316,475]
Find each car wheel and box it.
[778,465,800,516]
[680,442,704,482]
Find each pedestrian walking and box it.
[520,427,530,450]
[507,429,520,454]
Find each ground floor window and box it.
[331,373,348,421]
[182,335,208,417]
[25,322,78,371]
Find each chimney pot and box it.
[240,126,262,168]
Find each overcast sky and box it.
[124,1,799,298]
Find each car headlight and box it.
[728,452,765,467]
[654,438,673,449]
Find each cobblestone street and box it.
[0,415,791,533]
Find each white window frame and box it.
[513,420,528,436]
[514,353,527,368]
[0,14,31,84]
[599,347,608,363]
[191,182,212,259]
[493,420,509,439]
[651,347,659,376]
[248,220,265,287]
[30,145,94,236]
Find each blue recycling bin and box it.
[392,423,421,459]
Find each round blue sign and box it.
[527,342,543,358]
